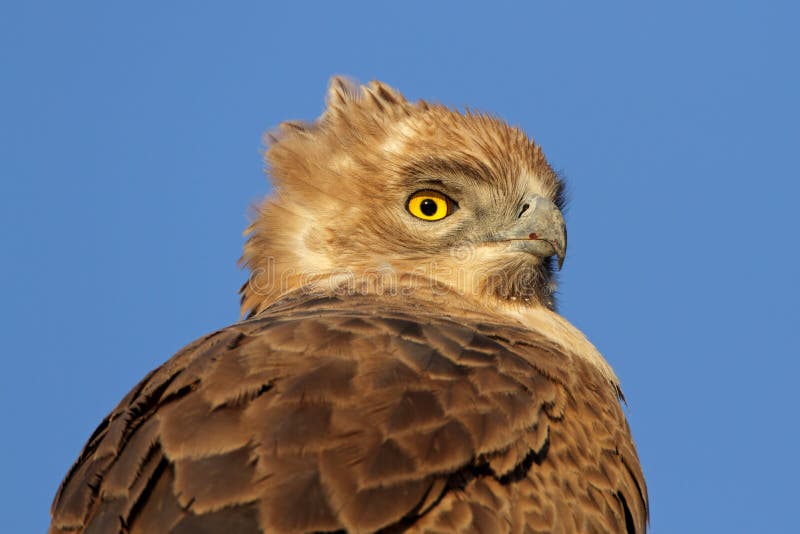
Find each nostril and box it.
[518,203,530,218]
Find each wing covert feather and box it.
[50,293,647,533]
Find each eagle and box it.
[50,78,648,534]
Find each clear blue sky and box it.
[2,2,798,532]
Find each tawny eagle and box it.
[50,78,648,534]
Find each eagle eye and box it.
[407,190,455,221]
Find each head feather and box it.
[241,78,563,318]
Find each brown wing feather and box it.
[50,292,647,533]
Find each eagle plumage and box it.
[50,78,648,533]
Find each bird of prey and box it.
[50,78,648,533]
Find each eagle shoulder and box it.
[50,293,646,533]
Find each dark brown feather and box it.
[50,289,647,533]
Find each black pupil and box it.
[420,198,438,216]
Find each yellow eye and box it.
[407,190,454,221]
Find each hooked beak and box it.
[490,195,567,269]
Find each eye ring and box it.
[407,190,455,221]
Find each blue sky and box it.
[2,2,798,532]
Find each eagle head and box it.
[240,78,567,317]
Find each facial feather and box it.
[241,78,565,317]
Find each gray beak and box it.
[491,194,567,270]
